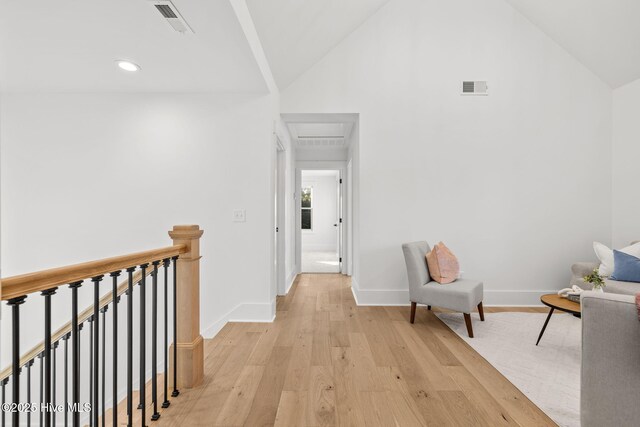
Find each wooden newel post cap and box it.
[168,225,204,239]
[169,225,203,259]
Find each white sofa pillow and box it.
[593,241,640,277]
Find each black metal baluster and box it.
[39,353,43,427]
[151,261,160,421]
[42,288,56,427]
[161,259,170,409]
[110,271,121,427]
[88,315,94,427]
[100,305,108,427]
[8,296,27,427]
[126,267,135,427]
[69,281,82,427]
[27,359,34,427]
[171,256,179,397]
[62,333,70,427]
[77,323,83,415]
[1,377,8,427]
[139,264,148,426]
[92,276,103,427]
[52,341,59,427]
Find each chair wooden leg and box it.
[464,313,474,338]
[427,305,431,311]
[410,302,417,324]
[477,302,485,321]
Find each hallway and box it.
[140,274,554,426]
[301,251,340,273]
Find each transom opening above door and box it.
[282,113,357,150]
[289,122,352,148]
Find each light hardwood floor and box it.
[120,274,557,426]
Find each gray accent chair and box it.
[581,291,640,427]
[402,241,484,337]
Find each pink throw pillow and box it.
[426,242,460,284]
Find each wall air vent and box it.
[149,1,194,34]
[462,81,488,96]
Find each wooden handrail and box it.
[0,225,204,408]
[0,245,187,301]
[0,268,152,381]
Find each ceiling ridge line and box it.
[230,0,279,95]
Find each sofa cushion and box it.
[604,279,640,296]
[610,250,640,283]
[593,241,640,276]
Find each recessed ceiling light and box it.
[116,60,141,72]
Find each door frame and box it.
[296,161,350,275]
[275,137,287,295]
[346,159,353,276]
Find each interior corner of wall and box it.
[351,276,360,291]
[285,270,297,294]
[350,284,360,305]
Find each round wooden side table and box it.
[536,294,581,346]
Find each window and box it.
[301,186,312,230]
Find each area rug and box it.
[437,312,581,427]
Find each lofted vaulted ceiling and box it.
[1,0,637,93]
[0,0,267,92]
[246,0,391,90]
[249,0,640,90]
[505,0,640,88]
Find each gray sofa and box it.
[572,246,640,427]
[571,261,640,295]
[581,291,640,427]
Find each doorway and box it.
[300,169,342,273]
[283,113,358,282]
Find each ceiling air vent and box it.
[149,1,194,34]
[462,81,488,96]
[155,5,177,18]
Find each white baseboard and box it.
[351,279,410,306]
[350,278,550,306]
[202,300,276,339]
[483,290,555,306]
[284,271,297,295]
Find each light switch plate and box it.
[233,209,246,222]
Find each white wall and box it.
[0,93,277,371]
[302,172,339,253]
[282,0,613,305]
[612,77,640,248]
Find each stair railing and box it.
[0,224,204,427]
